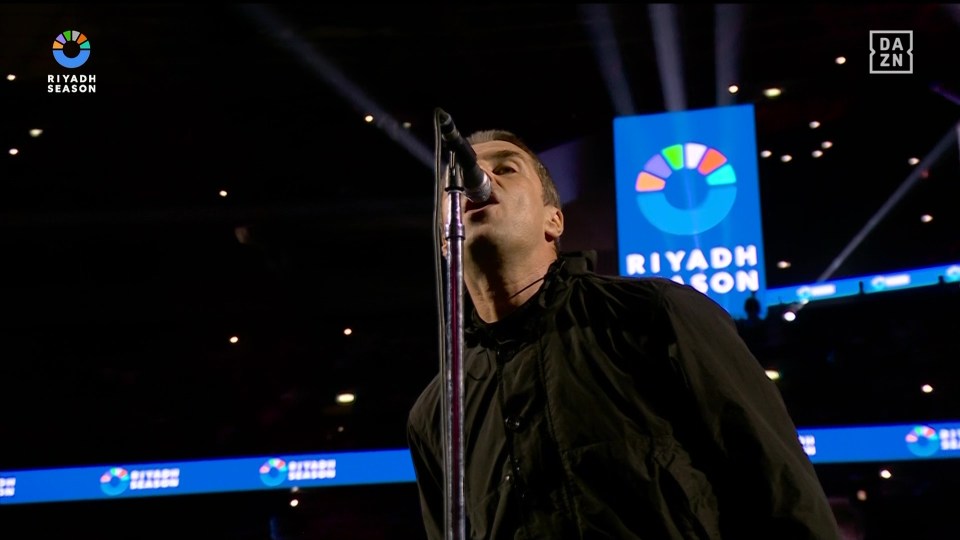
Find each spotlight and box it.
[29,128,43,138]
[835,56,847,65]
[821,141,833,149]
[812,150,823,158]
[921,384,934,393]
[783,311,797,322]
[728,84,739,94]
[777,261,791,269]
[760,150,772,158]
[920,214,933,223]
[908,157,919,165]
[364,115,374,123]
[780,154,792,163]
[336,393,356,404]
[763,88,782,98]
[809,121,820,129]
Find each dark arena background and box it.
[2,4,960,539]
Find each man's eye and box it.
[493,165,516,175]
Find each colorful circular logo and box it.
[946,265,960,283]
[259,458,288,487]
[634,143,737,235]
[905,425,940,457]
[52,30,91,69]
[99,467,130,496]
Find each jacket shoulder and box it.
[565,270,700,312]
[408,373,442,439]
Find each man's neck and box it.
[465,249,558,323]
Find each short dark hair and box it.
[466,129,562,251]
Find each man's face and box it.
[448,139,559,256]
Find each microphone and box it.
[436,108,492,203]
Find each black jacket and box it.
[408,252,841,539]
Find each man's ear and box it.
[544,207,564,243]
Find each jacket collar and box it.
[463,250,597,347]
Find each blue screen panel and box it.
[4,423,960,505]
[766,262,960,306]
[800,421,960,464]
[0,449,415,505]
[614,105,766,320]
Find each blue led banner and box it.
[766,262,960,306]
[614,104,766,320]
[3,421,960,505]
[799,421,960,464]
[0,449,414,506]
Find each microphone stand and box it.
[441,150,467,540]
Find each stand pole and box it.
[441,153,466,540]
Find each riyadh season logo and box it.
[49,29,96,93]
[0,476,15,498]
[936,428,960,452]
[905,425,939,458]
[798,434,817,457]
[259,457,337,487]
[100,467,130,495]
[633,142,737,236]
[259,458,288,487]
[99,466,180,496]
[52,30,90,68]
[945,265,960,283]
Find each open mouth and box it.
[464,194,497,213]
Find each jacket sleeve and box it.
[658,284,841,539]
[407,414,445,540]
